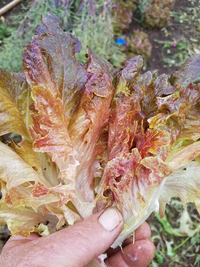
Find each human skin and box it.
[0,208,155,267]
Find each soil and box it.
[0,0,29,20]
[0,0,200,266]
[127,0,200,76]
[146,202,200,267]
[1,0,200,75]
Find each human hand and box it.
[0,208,155,267]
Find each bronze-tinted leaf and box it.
[169,54,200,88]
[0,70,30,139]
[27,13,88,122]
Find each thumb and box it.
[45,207,123,267]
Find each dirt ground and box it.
[148,0,198,74]
[1,0,200,76]
[127,0,200,76]
[0,0,28,21]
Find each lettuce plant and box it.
[1,13,200,266]
[144,0,175,28]
[123,30,152,63]
[112,0,136,32]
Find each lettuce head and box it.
[1,13,200,266]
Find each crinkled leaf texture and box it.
[1,13,200,266]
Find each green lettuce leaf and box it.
[0,68,41,172]
[0,70,30,139]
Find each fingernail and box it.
[98,208,122,231]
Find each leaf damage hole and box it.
[103,189,113,198]
[43,55,49,68]
[2,133,22,146]
[183,168,187,171]
[114,175,122,182]
[29,103,36,111]
[129,140,136,153]
[32,166,38,172]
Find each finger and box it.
[135,222,151,240]
[9,233,40,242]
[3,233,40,250]
[0,233,41,266]
[28,233,40,241]
[29,208,123,267]
[106,222,151,257]
[105,239,155,267]
[123,222,151,247]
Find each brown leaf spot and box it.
[32,166,38,172]
[29,103,36,111]
[103,189,113,198]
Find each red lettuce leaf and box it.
[170,55,200,88]
[1,14,200,262]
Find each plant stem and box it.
[0,0,23,16]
